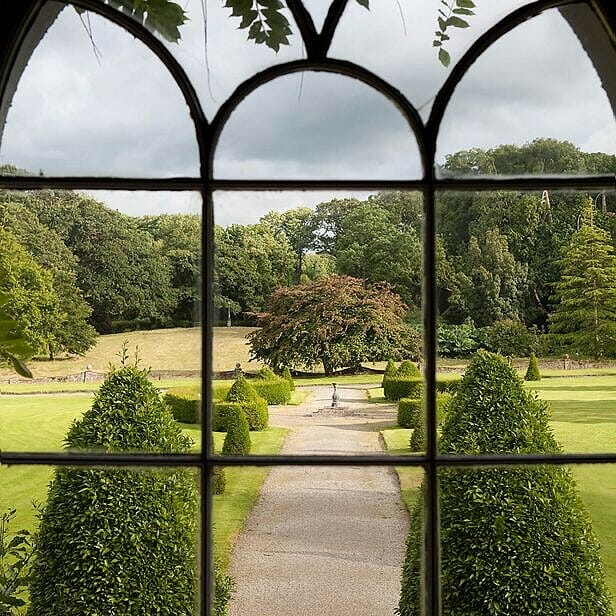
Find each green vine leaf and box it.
[433,0,478,67]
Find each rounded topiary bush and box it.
[28,365,198,616]
[382,359,397,388]
[397,360,420,377]
[399,352,613,616]
[256,366,277,380]
[525,352,541,381]
[226,376,269,430]
[398,398,421,429]
[282,366,295,391]
[222,405,251,455]
[408,415,424,452]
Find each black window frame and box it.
[0,0,614,614]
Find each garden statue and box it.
[331,383,340,408]
[233,363,243,378]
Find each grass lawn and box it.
[381,373,616,608]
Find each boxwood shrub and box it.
[399,352,613,616]
[212,401,243,432]
[384,376,423,401]
[28,365,198,616]
[214,558,233,616]
[397,360,420,377]
[165,386,200,424]
[222,405,251,455]
[397,398,421,429]
[409,417,424,452]
[251,379,291,405]
[226,376,269,430]
[382,359,397,388]
[435,376,461,393]
[281,366,295,391]
[525,352,541,381]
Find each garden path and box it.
[228,385,409,616]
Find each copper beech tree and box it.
[248,274,419,375]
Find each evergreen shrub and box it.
[384,376,423,401]
[222,405,251,455]
[399,352,613,616]
[398,398,421,429]
[408,417,424,452]
[226,376,269,430]
[212,383,230,400]
[212,401,243,432]
[256,366,278,380]
[214,559,233,616]
[28,365,198,616]
[165,386,200,423]
[397,360,420,377]
[382,359,398,388]
[525,352,541,381]
[435,376,461,393]
[251,379,291,405]
[281,366,295,391]
[211,436,226,495]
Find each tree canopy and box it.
[248,274,419,375]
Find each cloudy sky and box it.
[0,0,614,225]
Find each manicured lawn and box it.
[381,374,616,608]
[0,377,200,394]
[212,428,288,569]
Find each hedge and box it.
[399,352,612,616]
[382,359,397,388]
[435,376,461,393]
[251,379,291,405]
[28,365,198,616]
[165,387,200,424]
[384,376,423,401]
[222,405,251,455]
[212,401,243,432]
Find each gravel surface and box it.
[227,386,409,615]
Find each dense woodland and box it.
[0,138,615,359]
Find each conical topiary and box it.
[28,364,198,616]
[525,352,541,381]
[222,405,251,455]
[397,360,420,377]
[381,359,397,388]
[282,366,295,391]
[226,375,268,431]
[399,352,613,616]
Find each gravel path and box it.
[228,385,409,615]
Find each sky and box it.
[0,0,614,225]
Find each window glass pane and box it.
[214,73,422,179]
[0,464,201,614]
[330,0,531,120]
[212,190,424,455]
[0,190,202,453]
[433,464,616,614]
[213,465,419,614]
[436,189,616,455]
[0,2,199,177]
[436,9,616,177]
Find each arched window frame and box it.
[0,1,614,613]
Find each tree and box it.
[248,275,419,375]
[0,229,64,357]
[139,214,201,325]
[0,202,96,356]
[399,352,612,616]
[260,208,319,284]
[550,200,616,358]
[28,363,198,615]
[214,223,294,315]
[20,191,175,333]
[452,228,527,326]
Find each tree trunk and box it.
[322,358,334,376]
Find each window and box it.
[0,1,614,614]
